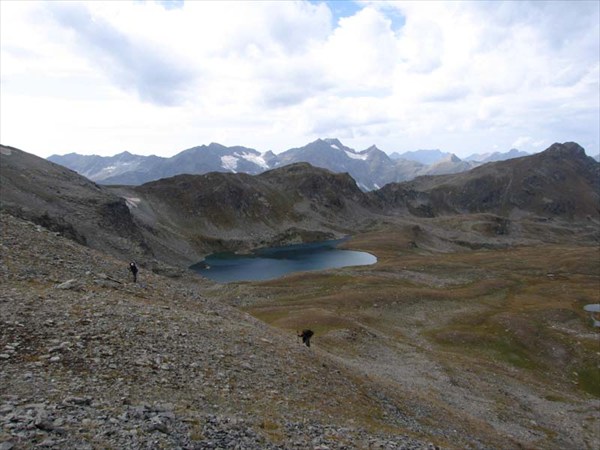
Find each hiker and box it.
[129,261,138,283]
[298,329,314,347]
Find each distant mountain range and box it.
[389,148,530,164]
[48,139,532,191]
[464,148,530,162]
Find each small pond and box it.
[584,304,600,327]
[190,238,377,283]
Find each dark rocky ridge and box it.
[372,142,600,220]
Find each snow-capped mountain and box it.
[48,151,166,184]
[49,144,268,185]
[268,139,425,190]
[48,139,530,191]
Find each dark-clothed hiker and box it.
[129,261,138,283]
[298,329,314,347]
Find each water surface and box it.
[191,239,377,283]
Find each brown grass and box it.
[241,228,600,401]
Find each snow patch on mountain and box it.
[239,152,269,169]
[345,150,368,161]
[221,155,238,172]
[221,152,269,172]
[124,197,141,209]
[86,161,141,180]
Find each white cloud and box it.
[0,0,598,158]
[318,7,399,89]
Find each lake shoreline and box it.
[190,238,377,283]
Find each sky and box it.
[1,0,599,159]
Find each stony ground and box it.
[1,212,461,449]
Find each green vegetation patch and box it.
[577,365,600,397]
[430,324,539,370]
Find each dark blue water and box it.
[190,238,377,283]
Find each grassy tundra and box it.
[233,220,600,449]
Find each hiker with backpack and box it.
[129,261,138,283]
[298,329,314,347]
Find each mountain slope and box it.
[5,141,599,269]
[1,211,445,449]
[271,138,427,190]
[108,163,376,265]
[48,151,166,184]
[6,144,384,267]
[46,139,468,190]
[48,140,541,190]
[0,145,151,261]
[104,143,270,185]
[373,142,600,220]
[49,143,269,186]
[2,141,599,449]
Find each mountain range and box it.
[48,139,532,191]
[5,141,599,268]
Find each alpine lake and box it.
[190,238,377,283]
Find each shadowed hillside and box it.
[0,145,151,262]
[372,142,600,220]
[108,163,377,266]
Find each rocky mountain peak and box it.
[323,138,344,148]
[543,142,587,159]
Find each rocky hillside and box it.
[372,142,600,220]
[108,163,377,266]
[1,211,450,449]
[0,145,151,263]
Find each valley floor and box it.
[233,222,600,450]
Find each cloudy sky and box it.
[1,0,599,158]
